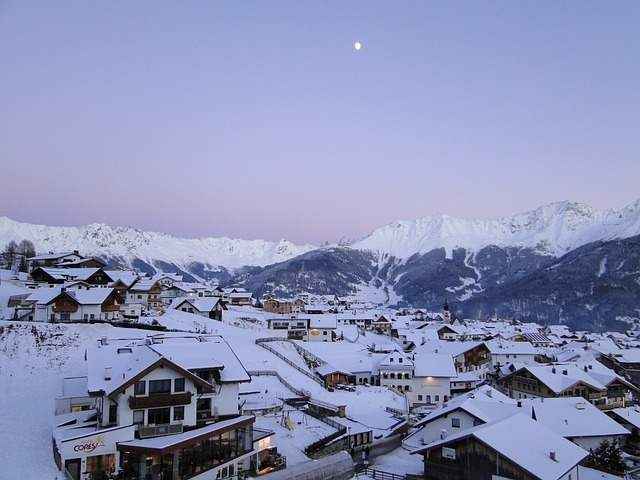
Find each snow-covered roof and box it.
[26,286,117,306]
[524,398,629,439]
[485,339,538,355]
[413,353,457,378]
[412,413,589,480]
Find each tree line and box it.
[2,240,36,273]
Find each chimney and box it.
[100,336,108,346]
[552,367,556,374]
[440,429,447,440]
[517,400,522,407]
[550,451,556,461]
[104,366,112,381]
[562,369,568,375]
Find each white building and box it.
[53,334,273,480]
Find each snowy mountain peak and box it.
[1,200,639,276]
[350,200,640,259]
[0,217,316,271]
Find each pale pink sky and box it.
[1,2,639,244]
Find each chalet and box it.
[170,297,227,321]
[125,278,163,309]
[497,362,639,410]
[267,314,310,340]
[263,298,306,314]
[229,291,253,306]
[410,388,628,452]
[29,267,114,287]
[485,339,538,374]
[26,250,84,270]
[53,335,273,480]
[415,340,491,382]
[411,413,589,480]
[25,286,122,323]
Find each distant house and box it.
[308,314,337,342]
[125,278,163,309]
[29,267,114,287]
[263,298,306,314]
[26,286,122,323]
[267,314,310,340]
[171,297,227,321]
[26,250,85,270]
[411,414,589,480]
[485,339,538,374]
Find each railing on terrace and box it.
[138,422,183,439]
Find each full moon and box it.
[354,42,361,50]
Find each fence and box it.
[255,338,326,386]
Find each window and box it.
[134,381,145,396]
[399,358,403,363]
[174,378,185,392]
[174,406,184,421]
[452,418,461,428]
[390,373,396,379]
[133,410,144,425]
[149,379,171,395]
[435,395,440,402]
[148,407,170,425]
[418,395,423,401]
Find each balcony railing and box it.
[129,391,192,409]
[138,422,183,439]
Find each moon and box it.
[354,42,361,50]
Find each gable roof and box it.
[86,344,212,398]
[412,413,589,480]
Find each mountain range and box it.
[2,199,640,332]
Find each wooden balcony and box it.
[128,391,192,409]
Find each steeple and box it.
[443,298,451,324]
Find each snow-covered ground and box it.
[0,295,417,479]
[0,283,626,480]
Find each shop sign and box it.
[73,434,106,453]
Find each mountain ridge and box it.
[3,200,640,270]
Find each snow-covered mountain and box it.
[2,200,640,272]
[2,201,640,331]
[0,217,316,271]
[350,200,640,260]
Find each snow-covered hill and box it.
[350,200,640,259]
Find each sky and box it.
[1,1,639,245]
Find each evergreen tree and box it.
[584,439,627,475]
